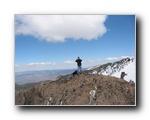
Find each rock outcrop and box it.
[15,73,135,105]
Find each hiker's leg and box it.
[79,66,82,73]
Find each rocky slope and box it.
[87,57,134,75]
[86,57,135,82]
[15,73,135,106]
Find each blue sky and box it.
[15,15,135,72]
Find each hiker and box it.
[120,72,127,79]
[75,57,82,73]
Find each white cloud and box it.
[15,15,107,42]
[28,62,56,65]
[63,61,75,64]
[105,57,119,60]
[121,56,131,59]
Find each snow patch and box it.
[88,57,136,83]
[112,60,136,82]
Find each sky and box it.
[15,15,135,72]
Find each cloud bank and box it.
[15,56,130,72]
[15,15,107,42]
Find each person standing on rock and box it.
[75,57,82,73]
[120,72,127,79]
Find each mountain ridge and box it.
[85,57,135,82]
[15,73,135,105]
[15,57,135,90]
[15,57,135,86]
[15,57,136,105]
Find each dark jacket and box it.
[76,58,82,66]
[120,72,127,79]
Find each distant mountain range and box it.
[15,69,76,85]
[15,57,135,86]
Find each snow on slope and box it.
[111,59,136,82]
[87,57,136,83]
